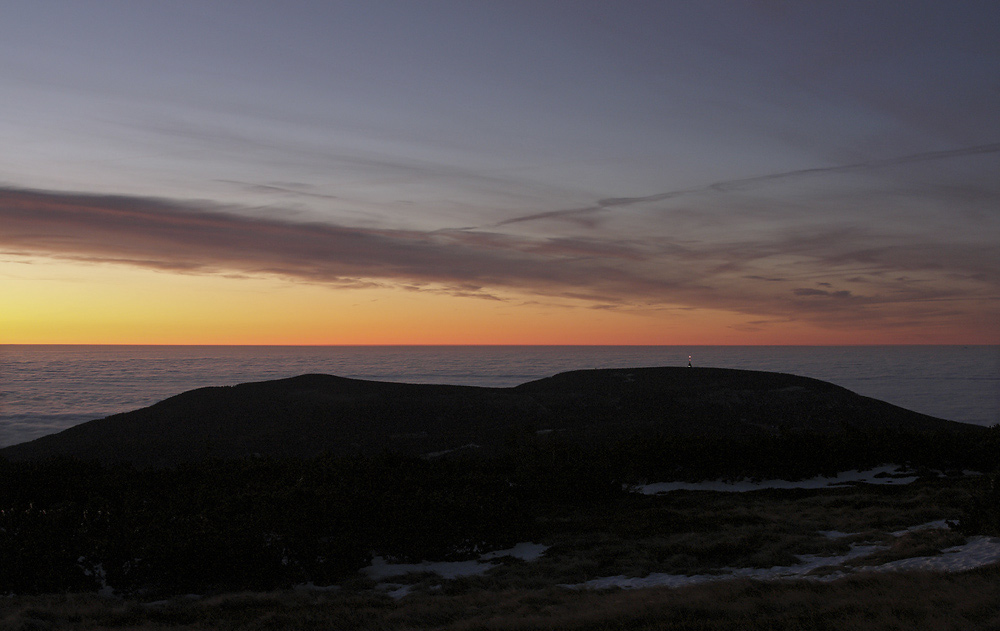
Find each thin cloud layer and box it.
[495,143,1000,228]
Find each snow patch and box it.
[366,557,491,581]
[364,542,549,582]
[379,583,413,600]
[422,443,481,459]
[481,542,549,562]
[567,543,885,590]
[635,465,919,494]
[565,523,1000,591]
[891,519,952,536]
[821,519,954,540]
[871,537,1000,573]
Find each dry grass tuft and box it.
[4,567,1000,630]
[845,527,968,568]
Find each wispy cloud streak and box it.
[496,142,1000,227]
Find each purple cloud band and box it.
[2,184,997,334]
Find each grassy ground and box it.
[449,475,979,588]
[3,476,997,630]
[4,568,1000,630]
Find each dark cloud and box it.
[2,184,997,335]
[793,288,853,298]
[744,275,787,282]
[0,186,674,299]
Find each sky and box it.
[2,1,998,345]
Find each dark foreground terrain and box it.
[2,368,997,629]
[2,429,999,590]
[4,566,1000,631]
[2,472,999,630]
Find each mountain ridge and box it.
[1,367,979,467]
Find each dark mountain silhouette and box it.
[0,367,979,467]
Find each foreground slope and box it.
[1,367,977,466]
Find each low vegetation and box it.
[4,562,1000,630]
[1,426,998,628]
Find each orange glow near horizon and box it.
[2,257,995,346]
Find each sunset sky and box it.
[2,1,998,344]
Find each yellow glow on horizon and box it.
[1,256,991,345]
